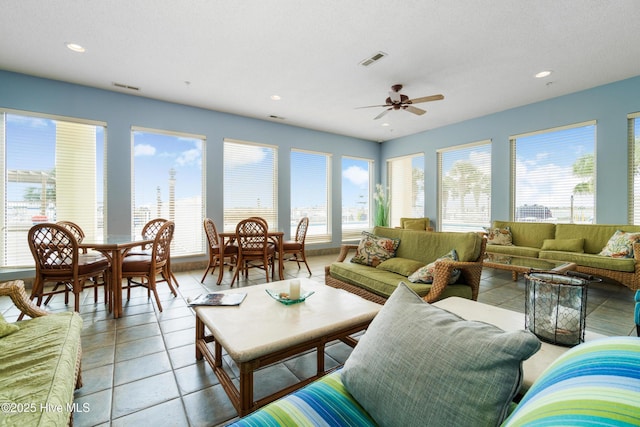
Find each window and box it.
[387,154,424,227]
[438,141,491,232]
[223,139,278,231]
[629,113,640,224]
[132,127,204,256]
[511,121,596,223]
[342,156,373,240]
[0,110,105,267]
[290,149,331,242]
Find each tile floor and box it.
[1,254,637,426]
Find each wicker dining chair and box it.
[277,216,312,275]
[230,217,275,286]
[27,222,110,314]
[55,220,109,305]
[126,218,179,287]
[201,218,238,283]
[121,220,177,312]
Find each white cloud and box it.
[176,148,201,166]
[134,144,156,156]
[343,165,369,187]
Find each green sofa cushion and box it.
[539,251,636,272]
[329,262,473,300]
[342,283,541,427]
[493,221,556,249]
[485,244,542,258]
[372,226,483,265]
[540,238,585,253]
[0,311,82,427]
[554,223,640,254]
[376,257,425,276]
[400,217,430,230]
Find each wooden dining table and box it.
[218,230,285,285]
[80,236,153,319]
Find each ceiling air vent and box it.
[112,82,140,91]
[359,51,387,67]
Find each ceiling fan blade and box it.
[405,105,426,116]
[374,108,391,120]
[355,104,389,109]
[407,94,444,104]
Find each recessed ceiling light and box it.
[66,42,86,53]
[270,95,281,101]
[535,70,552,78]
[381,122,390,127]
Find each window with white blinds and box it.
[0,110,105,267]
[223,139,278,232]
[342,156,373,240]
[438,141,491,232]
[387,153,424,227]
[132,127,204,256]
[511,121,596,223]
[628,113,640,224]
[291,149,331,242]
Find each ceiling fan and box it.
[358,84,444,120]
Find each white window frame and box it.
[628,112,640,224]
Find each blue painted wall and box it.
[382,75,640,226]
[0,70,380,256]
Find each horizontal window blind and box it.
[342,156,373,240]
[223,139,278,232]
[438,141,491,232]
[291,149,331,243]
[132,127,205,256]
[628,113,640,224]
[387,153,424,227]
[511,121,595,224]
[1,110,105,267]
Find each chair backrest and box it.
[295,217,309,244]
[151,221,175,265]
[28,223,79,273]
[236,218,269,252]
[203,218,220,248]
[57,221,85,243]
[142,218,168,240]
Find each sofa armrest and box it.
[0,280,49,318]
[335,244,359,262]
[634,242,640,262]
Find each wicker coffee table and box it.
[194,278,381,416]
[484,252,577,280]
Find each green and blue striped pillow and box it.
[502,336,640,426]
[227,371,377,427]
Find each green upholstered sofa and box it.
[228,284,640,427]
[325,226,486,303]
[0,280,83,427]
[486,220,640,290]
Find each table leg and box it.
[277,235,284,280]
[111,250,123,318]
[217,235,228,285]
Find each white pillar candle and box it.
[289,279,301,300]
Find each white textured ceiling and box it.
[2,1,640,141]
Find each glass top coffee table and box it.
[194,278,381,416]
[483,252,577,280]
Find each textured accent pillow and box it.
[502,336,640,427]
[350,231,400,267]
[376,257,425,276]
[342,283,541,427]
[541,238,585,253]
[599,230,640,258]
[0,313,19,338]
[485,226,513,245]
[407,249,461,284]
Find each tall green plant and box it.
[373,184,390,227]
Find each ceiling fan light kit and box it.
[358,84,444,120]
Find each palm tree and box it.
[572,154,594,195]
